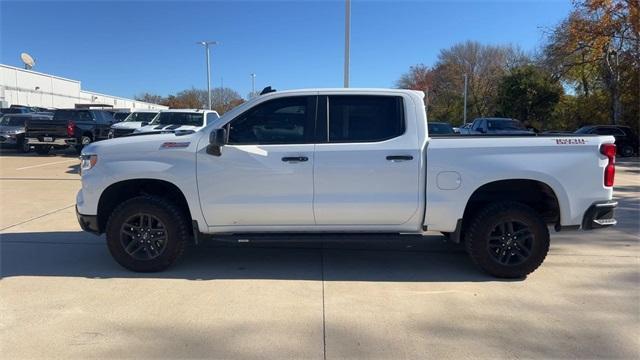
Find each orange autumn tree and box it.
[545,0,639,124]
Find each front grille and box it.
[114,128,136,137]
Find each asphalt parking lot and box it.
[1,148,638,359]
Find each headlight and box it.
[79,154,98,174]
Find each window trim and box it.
[225,95,318,146]
[317,95,406,144]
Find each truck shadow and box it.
[0,231,506,282]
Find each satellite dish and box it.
[20,52,35,70]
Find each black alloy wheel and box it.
[120,213,168,261]
[487,220,534,266]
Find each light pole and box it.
[344,0,351,88]
[463,73,468,124]
[197,41,218,110]
[250,73,256,97]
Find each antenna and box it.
[20,52,35,70]
[259,86,276,95]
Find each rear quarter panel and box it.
[425,135,615,232]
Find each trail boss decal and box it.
[555,138,586,145]
[160,142,191,149]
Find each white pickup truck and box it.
[76,89,618,278]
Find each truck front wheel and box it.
[465,201,550,278]
[105,196,189,272]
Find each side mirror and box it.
[478,127,487,134]
[206,128,227,156]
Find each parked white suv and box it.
[108,110,159,138]
[133,109,219,135]
[76,88,617,278]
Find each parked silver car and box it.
[0,113,53,152]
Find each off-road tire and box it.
[620,145,635,158]
[465,201,550,278]
[75,135,92,154]
[105,195,189,272]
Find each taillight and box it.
[600,143,616,187]
[67,120,75,137]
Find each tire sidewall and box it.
[467,202,550,278]
[106,197,186,272]
[76,136,92,154]
[620,145,634,157]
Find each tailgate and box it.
[26,118,67,137]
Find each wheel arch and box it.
[97,178,192,234]
[457,179,562,241]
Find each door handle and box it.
[386,155,413,161]
[282,156,309,163]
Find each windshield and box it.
[1,108,27,114]
[487,119,525,130]
[124,112,158,123]
[0,116,26,126]
[151,112,204,127]
[428,123,454,135]
[114,112,130,121]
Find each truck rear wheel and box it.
[465,201,549,278]
[105,196,189,272]
[75,135,92,154]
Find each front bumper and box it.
[582,201,617,230]
[76,206,101,235]
[0,134,18,145]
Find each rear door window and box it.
[323,95,404,143]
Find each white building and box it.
[0,64,167,110]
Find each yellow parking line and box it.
[15,159,78,171]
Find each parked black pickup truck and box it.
[25,109,115,154]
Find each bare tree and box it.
[134,92,164,104]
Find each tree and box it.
[496,65,563,130]
[161,88,202,109]
[402,41,529,124]
[396,64,434,97]
[211,88,244,114]
[135,92,164,104]
[543,0,639,124]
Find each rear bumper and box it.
[76,206,101,235]
[27,137,76,146]
[582,201,617,230]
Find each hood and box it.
[82,131,200,156]
[111,121,145,130]
[134,124,203,133]
[0,125,25,134]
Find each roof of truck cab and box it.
[264,88,424,96]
